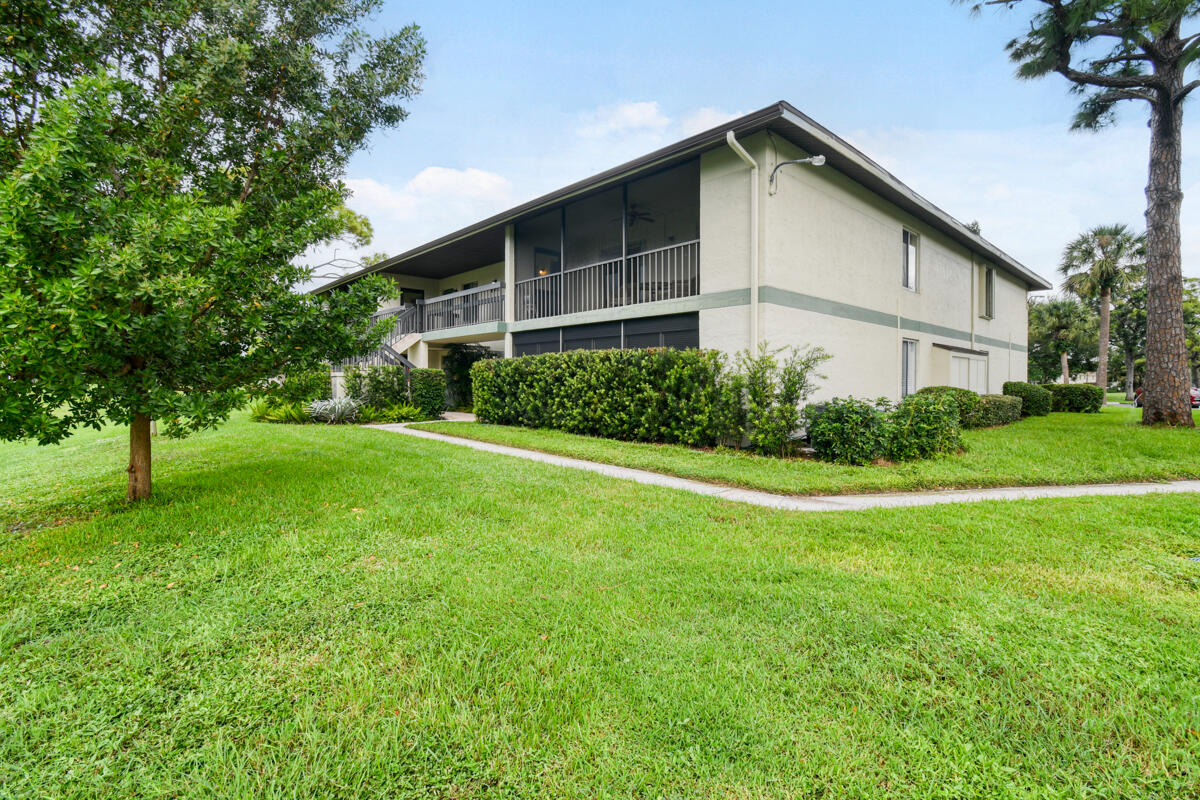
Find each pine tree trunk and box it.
[1141,88,1195,426]
[127,413,152,501]
[1095,287,1111,390]
[1124,348,1136,401]
[1061,351,1070,385]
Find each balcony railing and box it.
[515,239,699,322]
[423,281,505,332]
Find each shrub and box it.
[1002,381,1052,417]
[1042,383,1105,413]
[916,385,980,427]
[409,368,447,418]
[273,366,332,405]
[359,402,427,424]
[961,393,1022,429]
[308,397,361,424]
[471,348,746,447]
[344,365,408,407]
[249,399,310,424]
[884,393,964,461]
[804,397,888,465]
[739,344,829,456]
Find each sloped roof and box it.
[315,101,1051,292]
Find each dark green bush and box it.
[804,397,888,465]
[471,348,745,447]
[409,368,447,418]
[884,393,964,461]
[1041,383,1105,413]
[1002,381,1052,417]
[915,385,980,427]
[272,367,332,405]
[962,394,1022,428]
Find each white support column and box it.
[503,223,516,357]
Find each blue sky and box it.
[310,1,1200,286]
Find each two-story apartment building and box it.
[317,102,1051,400]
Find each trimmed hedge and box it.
[804,398,887,465]
[962,394,1022,428]
[1041,383,1105,413]
[915,386,980,427]
[1002,381,1052,417]
[884,393,964,461]
[805,394,963,465]
[409,368,447,419]
[472,349,745,447]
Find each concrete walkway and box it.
[368,422,1200,513]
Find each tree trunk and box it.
[1095,287,1111,390]
[128,413,152,501]
[1141,87,1195,426]
[1124,348,1136,401]
[1061,351,1070,385]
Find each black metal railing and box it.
[514,239,699,321]
[422,281,505,332]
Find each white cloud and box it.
[679,107,746,136]
[577,101,671,138]
[405,166,511,201]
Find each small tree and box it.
[1059,224,1143,390]
[0,0,425,499]
[960,0,1198,425]
[1030,298,1094,384]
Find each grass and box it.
[3,415,1200,798]
[1107,391,1132,404]
[414,406,1200,497]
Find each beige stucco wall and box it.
[696,132,1033,401]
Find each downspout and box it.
[726,131,760,349]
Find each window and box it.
[901,339,917,397]
[623,313,700,349]
[462,281,478,291]
[981,266,995,319]
[902,230,919,290]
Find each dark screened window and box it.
[623,313,699,349]
[564,187,623,270]
[515,210,561,282]
[625,160,700,256]
[513,329,560,357]
[562,322,622,351]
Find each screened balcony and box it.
[513,158,700,322]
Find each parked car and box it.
[1134,387,1200,408]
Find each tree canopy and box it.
[961,0,1199,424]
[0,0,426,498]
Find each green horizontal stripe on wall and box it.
[758,286,1028,353]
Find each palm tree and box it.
[1059,225,1144,391]
[1030,299,1093,385]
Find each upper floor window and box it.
[902,230,919,290]
[980,266,995,319]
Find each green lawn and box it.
[3,416,1200,798]
[1107,391,1132,404]
[414,406,1200,496]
